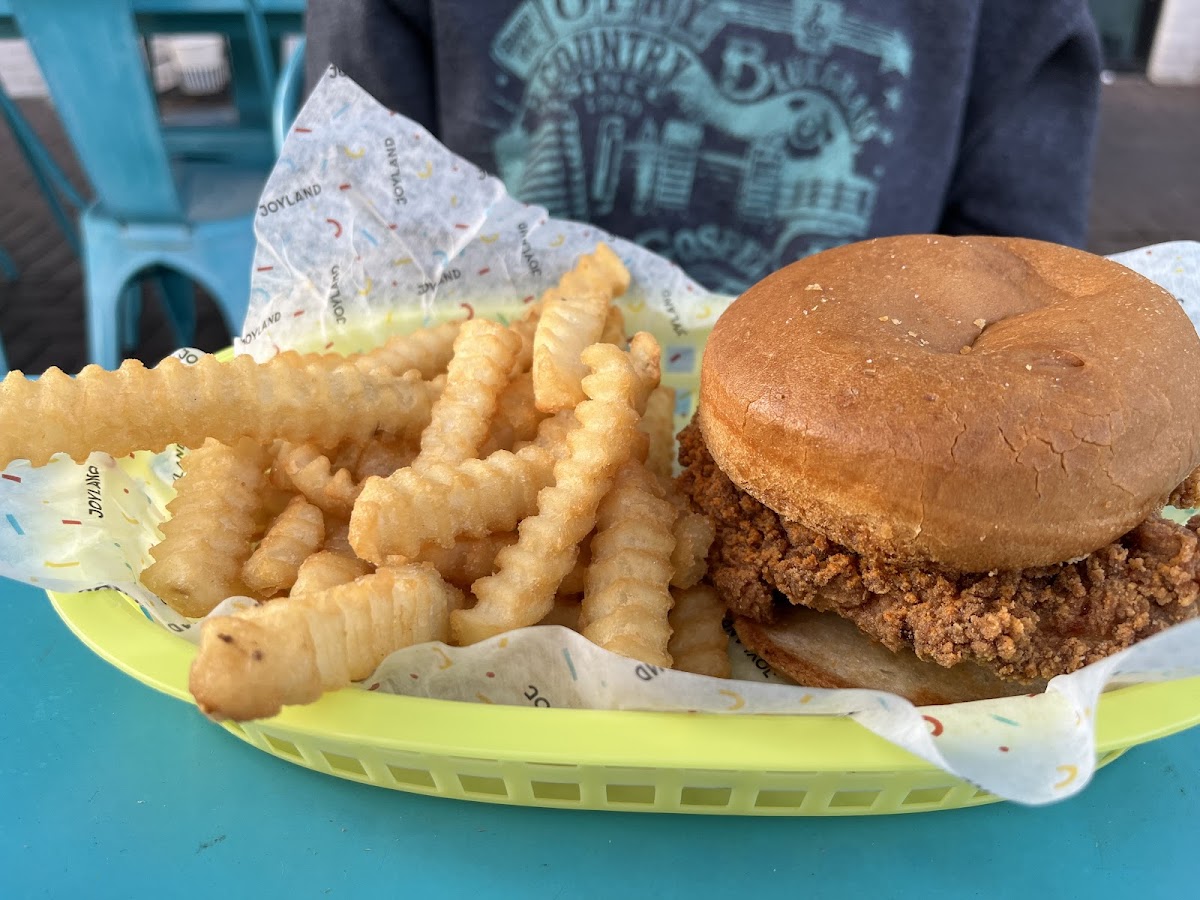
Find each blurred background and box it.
[0,0,1196,375]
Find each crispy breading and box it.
[678,420,1200,682]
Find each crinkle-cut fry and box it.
[533,244,631,412]
[242,495,326,597]
[509,309,539,375]
[640,385,677,480]
[580,460,677,666]
[189,564,463,721]
[398,532,518,588]
[452,343,643,645]
[670,507,715,590]
[479,372,544,456]
[266,442,294,491]
[141,438,269,617]
[322,516,355,556]
[0,352,432,468]
[350,412,575,563]
[667,584,731,678]
[557,536,591,596]
[258,485,298,530]
[413,319,521,472]
[539,596,581,631]
[350,434,418,481]
[628,332,662,414]
[581,243,631,296]
[357,320,460,378]
[274,441,361,516]
[425,373,448,403]
[291,551,372,597]
[600,304,626,347]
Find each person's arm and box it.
[939,0,1101,247]
[304,0,437,132]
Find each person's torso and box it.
[429,0,981,293]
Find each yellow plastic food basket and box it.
[43,308,1200,815]
[50,588,1200,816]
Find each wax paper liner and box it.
[4,69,1200,806]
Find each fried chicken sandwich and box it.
[679,235,1200,703]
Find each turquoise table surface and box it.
[2,577,1197,899]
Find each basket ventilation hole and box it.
[388,767,436,789]
[828,789,881,809]
[901,786,951,806]
[679,787,732,807]
[458,775,508,797]
[263,735,301,758]
[605,784,656,805]
[530,781,581,802]
[971,788,993,802]
[754,789,808,809]
[323,752,367,777]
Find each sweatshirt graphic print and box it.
[486,0,912,292]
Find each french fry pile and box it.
[0,244,729,721]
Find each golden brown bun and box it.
[700,235,1200,571]
[734,608,1045,705]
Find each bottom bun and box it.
[733,608,1046,705]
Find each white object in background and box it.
[147,37,181,94]
[0,39,49,99]
[1149,0,1200,85]
[168,35,230,96]
[0,38,177,99]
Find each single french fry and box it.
[357,320,460,378]
[273,442,361,516]
[0,352,432,468]
[403,532,518,588]
[640,385,676,480]
[600,304,626,347]
[628,332,662,414]
[667,584,731,678]
[291,550,372,597]
[670,508,715,590]
[580,460,677,666]
[413,319,521,471]
[509,309,539,375]
[258,485,299,530]
[452,343,645,645]
[557,536,591,596]
[479,372,544,456]
[532,244,631,413]
[242,495,326,597]
[189,565,463,721]
[141,438,269,617]
[349,412,575,563]
[350,434,418,481]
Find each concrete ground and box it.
[1,75,1198,374]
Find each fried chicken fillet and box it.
[680,422,1200,682]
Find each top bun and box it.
[698,235,1200,572]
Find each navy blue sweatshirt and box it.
[306,0,1101,294]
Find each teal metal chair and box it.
[10,0,280,369]
[272,35,305,153]
[0,8,86,370]
[0,72,206,366]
